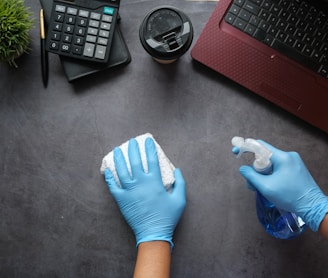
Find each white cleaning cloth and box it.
[100,133,175,191]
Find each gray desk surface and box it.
[1,0,328,277]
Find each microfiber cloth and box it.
[100,133,175,191]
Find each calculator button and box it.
[83,43,95,57]
[103,7,114,15]
[60,43,71,52]
[86,35,97,43]
[88,27,98,36]
[67,7,78,15]
[64,25,74,34]
[55,13,64,22]
[98,37,108,45]
[76,27,86,36]
[66,15,75,24]
[63,34,72,43]
[50,41,60,50]
[102,15,113,23]
[89,20,100,28]
[55,5,66,13]
[95,45,106,59]
[78,18,88,26]
[79,10,89,18]
[74,36,84,45]
[72,46,83,55]
[90,12,101,20]
[51,32,61,41]
[53,23,63,31]
[99,30,109,38]
[100,22,111,30]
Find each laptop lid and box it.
[191,0,328,134]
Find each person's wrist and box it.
[138,241,171,250]
[134,241,171,278]
[318,214,328,239]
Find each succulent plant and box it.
[0,0,34,67]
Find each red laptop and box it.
[191,0,328,134]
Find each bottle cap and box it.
[232,136,272,173]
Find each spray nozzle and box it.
[232,136,272,173]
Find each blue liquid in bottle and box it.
[256,191,307,239]
[232,136,307,240]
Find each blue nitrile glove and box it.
[104,137,186,248]
[233,140,328,232]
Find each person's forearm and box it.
[134,241,171,278]
[319,214,328,240]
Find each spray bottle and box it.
[232,136,307,239]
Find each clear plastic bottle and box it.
[232,136,307,239]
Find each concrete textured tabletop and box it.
[1,0,328,277]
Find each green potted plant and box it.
[0,0,34,67]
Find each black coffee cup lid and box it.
[139,6,194,60]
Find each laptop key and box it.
[233,18,248,31]
[285,36,296,47]
[271,39,321,72]
[225,13,236,24]
[244,1,260,15]
[245,24,256,35]
[249,15,260,26]
[264,34,274,45]
[249,0,261,5]
[253,28,266,41]
[230,4,241,16]
[319,66,328,78]
[234,0,245,7]
[239,9,252,21]
[262,1,272,11]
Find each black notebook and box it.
[40,0,131,82]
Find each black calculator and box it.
[46,0,120,64]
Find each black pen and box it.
[40,9,49,88]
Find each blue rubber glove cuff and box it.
[302,197,328,232]
[137,235,174,249]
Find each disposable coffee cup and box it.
[139,6,194,64]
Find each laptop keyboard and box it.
[224,0,328,79]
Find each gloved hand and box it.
[104,137,186,248]
[234,140,328,232]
